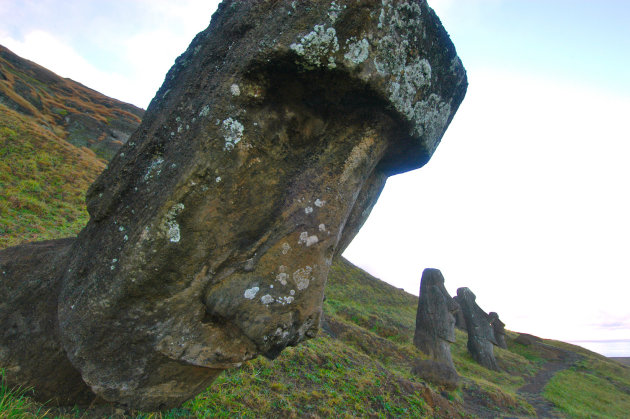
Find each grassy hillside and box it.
[1,62,629,418]
[0,105,105,248]
[0,45,143,160]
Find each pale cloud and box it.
[0,0,219,107]
[0,31,143,106]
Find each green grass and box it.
[0,105,105,249]
[0,370,48,418]
[179,337,433,418]
[544,357,630,418]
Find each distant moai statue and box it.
[489,312,508,349]
[456,287,499,370]
[412,268,460,389]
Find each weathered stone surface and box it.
[489,312,507,349]
[452,295,467,330]
[413,269,459,371]
[411,359,460,390]
[0,240,97,405]
[0,0,466,410]
[456,288,498,370]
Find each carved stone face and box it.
[53,0,466,410]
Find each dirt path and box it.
[515,344,581,418]
[461,343,581,418]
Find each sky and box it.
[1,1,629,357]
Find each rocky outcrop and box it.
[489,312,507,349]
[414,269,457,361]
[411,359,460,391]
[413,268,459,388]
[456,287,498,370]
[0,0,466,410]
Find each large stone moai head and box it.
[414,268,459,354]
[456,287,498,370]
[30,0,465,410]
[413,268,460,388]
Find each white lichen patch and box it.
[262,294,294,306]
[328,1,345,23]
[279,296,294,305]
[298,231,319,247]
[230,84,241,96]
[304,206,313,214]
[215,176,222,183]
[244,286,259,299]
[412,93,452,153]
[290,25,340,69]
[372,0,450,147]
[144,157,164,181]
[344,38,370,66]
[221,117,244,151]
[293,266,313,291]
[386,58,432,123]
[276,264,289,286]
[290,289,295,296]
[378,0,422,31]
[199,105,210,117]
[260,294,274,305]
[314,199,325,207]
[281,242,291,255]
[318,223,326,232]
[165,203,185,243]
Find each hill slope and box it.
[0,45,143,161]
[1,56,629,419]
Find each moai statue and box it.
[0,0,467,410]
[412,268,460,389]
[456,287,499,370]
[489,312,508,349]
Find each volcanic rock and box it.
[456,287,498,370]
[413,269,459,365]
[411,359,460,391]
[0,0,467,410]
[452,294,467,330]
[412,268,460,388]
[489,312,507,349]
[0,239,96,405]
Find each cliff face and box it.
[0,45,144,160]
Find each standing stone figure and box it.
[0,0,467,410]
[412,268,460,389]
[456,287,499,370]
[489,312,508,349]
